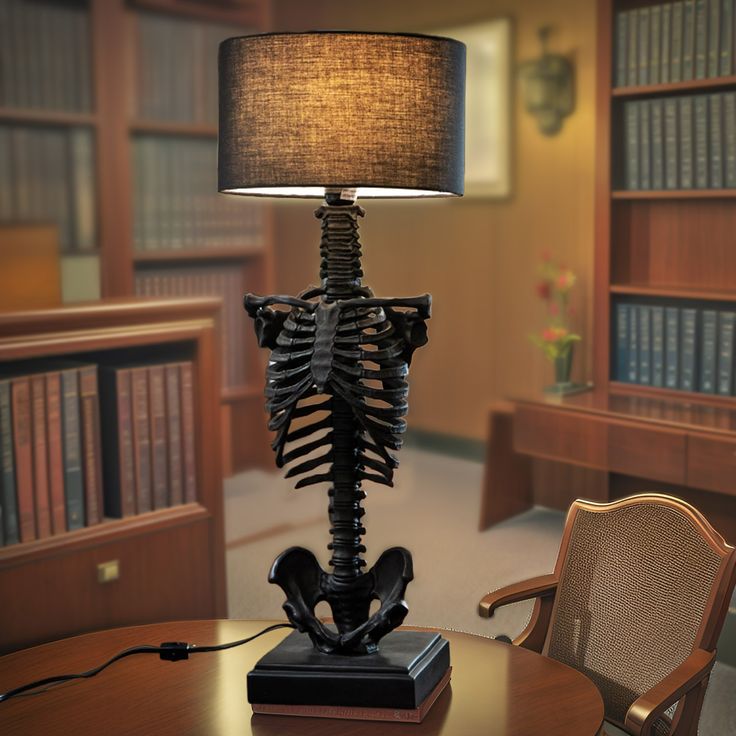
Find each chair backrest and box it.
[543,494,736,733]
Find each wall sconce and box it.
[520,26,574,136]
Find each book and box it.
[625,101,640,189]
[694,0,708,77]
[99,367,136,518]
[683,0,697,79]
[717,311,736,395]
[79,366,103,526]
[616,11,628,86]
[148,365,168,510]
[638,7,651,85]
[180,362,197,503]
[650,4,662,84]
[725,92,736,186]
[638,306,652,384]
[664,97,680,188]
[131,367,153,514]
[628,305,640,382]
[680,96,695,188]
[628,7,639,86]
[652,306,665,387]
[640,100,652,189]
[662,3,673,83]
[616,303,629,381]
[708,0,722,76]
[710,94,724,187]
[45,372,67,535]
[672,1,686,81]
[61,368,85,530]
[680,308,699,391]
[12,377,35,542]
[721,0,734,75]
[30,374,52,539]
[700,310,718,392]
[694,95,710,188]
[165,364,183,506]
[665,307,681,389]
[0,379,19,545]
[69,127,96,251]
[651,99,664,190]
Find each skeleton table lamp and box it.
[218,31,465,716]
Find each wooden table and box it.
[0,620,604,735]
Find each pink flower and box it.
[542,326,568,342]
[556,271,576,291]
[536,281,552,300]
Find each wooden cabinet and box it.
[0,300,226,653]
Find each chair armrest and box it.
[478,574,558,618]
[624,648,716,736]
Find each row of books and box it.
[135,266,247,390]
[0,361,197,547]
[614,302,736,395]
[615,0,736,87]
[132,135,263,251]
[0,0,92,112]
[0,124,96,251]
[136,12,240,124]
[623,92,736,190]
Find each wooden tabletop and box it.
[0,620,604,736]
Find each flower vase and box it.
[544,345,588,396]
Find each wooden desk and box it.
[0,620,604,736]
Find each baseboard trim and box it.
[404,429,485,462]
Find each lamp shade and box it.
[218,31,465,198]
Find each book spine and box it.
[720,0,734,74]
[616,303,629,381]
[638,306,652,384]
[628,305,640,382]
[625,101,640,189]
[650,5,662,84]
[695,0,709,77]
[69,127,96,251]
[131,367,153,514]
[694,94,710,187]
[180,363,197,503]
[165,364,183,506]
[117,369,136,516]
[45,372,66,534]
[680,308,699,391]
[148,365,168,510]
[640,100,651,189]
[616,11,628,86]
[79,366,103,526]
[664,98,680,188]
[12,377,36,542]
[725,92,736,186]
[718,311,736,394]
[652,306,665,387]
[629,6,640,86]
[683,0,697,79]
[0,380,19,545]
[651,99,665,189]
[680,96,695,188]
[710,93,724,187]
[665,307,681,389]
[672,1,686,81]
[639,7,651,85]
[61,369,85,530]
[708,0,722,76]
[30,374,51,538]
[662,3,673,83]
[700,309,718,392]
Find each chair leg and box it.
[669,676,710,736]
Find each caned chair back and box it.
[543,494,736,734]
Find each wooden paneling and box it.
[607,423,687,485]
[687,434,736,497]
[532,459,608,511]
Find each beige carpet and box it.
[225,447,736,735]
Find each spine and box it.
[639,7,651,85]
[652,306,665,387]
[45,372,67,534]
[720,0,734,75]
[131,367,153,514]
[694,94,710,187]
[180,362,197,503]
[665,307,681,389]
[616,303,629,381]
[165,364,183,505]
[12,377,36,542]
[640,100,652,189]
[30,374,51,538]
[680,96,695,188]
[650,5,662,84]
[672,1,685,81]
[718,311,736,394]
[708,0,722,76]
[638,306,652,384]
[664,97,680,188]
[724,92,736,186]
[628,305,640,383]
[625,101,640,189]
[79,366,103,525]
[116,369,136,516]
[61,369,85,530]
[651,98,665,189]
[616,11,629,87]
[69,127,95,251]
[0,380,20,545]
[695,0,708,77]
[148,365,168,510]
[680,307,699,391]
[710,93,724,187]
[628,6,640,86]
[700,309,718,392]
[662,3,673,83]
[683,0,696,79]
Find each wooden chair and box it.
[478,494,736,736]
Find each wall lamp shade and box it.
[218,31,466,198]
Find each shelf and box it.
[129,119,218,138]
[609,381,736,411]
[610,284,736,302]
[133,246,264,264]
[0,107,98,127]
[612,189,736,200]
[612,75,736,98]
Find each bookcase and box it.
[0,0,274,475]
[481,0,736,543]
[0,298,226,653]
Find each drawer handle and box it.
[97,560,120,584]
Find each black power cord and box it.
[0,622,295,703]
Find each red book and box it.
[11,377,35,542]
[131,367,152,513]
[79,366,103,525]
[179,362,196,503]
[165,364,183,505]
[148,365,168,510]
[45,372,67,535]
[30,374,52,539]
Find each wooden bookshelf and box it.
[0,299,226,653]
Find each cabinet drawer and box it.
[0,517,214,653]
[514,405,607,469]
[607,423,686,485]
[687,434,736,496]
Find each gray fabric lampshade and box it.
[218,31,465,198]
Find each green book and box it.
[628,6,640,85]
[651,98,665,189]
[672,1,686,81]
[664,97,680,188]
[680,308,699,391]
[680,96,695,188]
[629,304,640,382]
[616,303,630,381]
[616,10,628,87]
[665,307,681,389]
[700,310,718,393]
[710,93,724,187]
[625,101,640,189]
[639,306,652,384]
[720,0,734,75]
[718,311,736,395]
[0,379,19,546]
[683,0,696,79]
[640,100,652,189]
[639,7,651,84]
[650,5,662,84]
[661,3,673,83]
[695,0,708,78]
[708,0,722,76]
[694,94,710,187]
[724,92,736,186]
[652,306,665,387]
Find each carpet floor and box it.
[225,447,736,735]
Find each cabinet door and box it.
[687,434,736,496]
[0,517,214,654]
[607,423,687,485]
